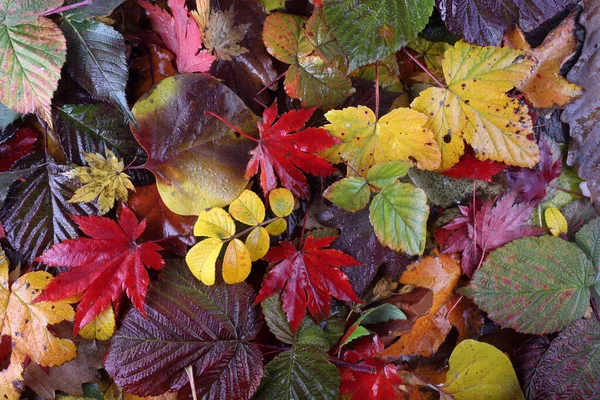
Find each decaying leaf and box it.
[66,150,134,215]
[203,7,249,61]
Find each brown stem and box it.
[329,358,376,373]
[375,61,380,120]
[253,71,287,107]
[222,217,281,243]
[204,111,259,142]
[401,48,447,88]
[40,0,92,16]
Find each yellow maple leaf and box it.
[321,106,441,174]
[67,150,134,214]
[503,12,583,109]
[411,40,540,170]
[0,248,76,398]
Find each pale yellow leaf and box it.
[245,226,270,261]
[79,305,115,340]
[193,208,236,239]
[265,218,287,235]
[545,206,568,237]
[229,190,265,225]
[186,238,223,285]
[222,239,252,284]
[269,188,294,217]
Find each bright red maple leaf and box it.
[34,206,165,333]
[442,191,545,276]
[505,138,562,203]
[441,148,507,183]
[339,335,404,400]
[0,127,37,172]
[255,234,361,332]
[139,0,214,74]
[246,100,339,198]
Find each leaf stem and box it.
[185,365,198,400]
[548,184,585,198]
[375,61,380,120]
[253,71,287,107]
[329,358,376,373]
[299,205,308,248]
[204,111,259,142]
[401,48,447,89]
[40,0,93,16]
[223,217,281,243]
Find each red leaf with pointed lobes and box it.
[339,335,404,400]
[34,206,165,334]
[442,191,545,276]
[0,127,37,172]
[139,0,214,73]
[441,149,507,183]
[246,100,339,198]
[255,234,361,332]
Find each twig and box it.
[375,61,380,119]
[401,48,447,88]
[40,0,92,16]
[253,71,287,108]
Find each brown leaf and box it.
[503,11,583,108]
[130,44,177,99]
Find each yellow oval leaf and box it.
[265,218,287,235]
[441,340,524,400]
[79,305,116,341]
[245,227,270,261]
[222,239,252,284]
[185,238,223,285]
[123,392,177,400]
[269,188,295,217]
[193,208,235,239]
[545,206,568,237]
[229,190,265,225]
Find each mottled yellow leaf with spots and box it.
[265,219,287,235]
[222,239,252,284]
[193,207,235,239]
[245,226,270,261]
[229,190,265,226]
[412,41,539,170]
[66,150,134,214]
[545,206,568,237]
[79,305,116,341]
[321,106,441,174]
[269,188,294,217]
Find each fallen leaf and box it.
[503,11,582,108]
[440,340,524,399]
[545,206,568,237]
[321,105,441,173]
[139,0,215,73]
[66,150,135,215]
[411,40,539,170]
[245,100,338,198]
[255,234,361,332]
[440,150,507,183]
[130,44,177,99]
[203,7,249,61]
[79,305,115,341]
[34,206,165,333]
[0,127,37,172]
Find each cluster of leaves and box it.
[0,0,599,399]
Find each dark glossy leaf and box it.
[0,158,97,261]
[562,1,600,210]
[318,206,411,296]
[63,0,125,20]
[514,336,551,399]
[534,319,600,398]
[105,260,263,398]
[55,104,141,165]
[256,296,340,400]
[61,18,134,122]
[0,127,37,171]
[0,167,37,208]
[463,236,598,334]
[323,0,435,70]
[131,74,257,215]
[437,0,572,45]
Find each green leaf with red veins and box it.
[0,0,66,126]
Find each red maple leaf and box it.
[442,192,545,276]
[339,335,404,400]
[34,206,165,333]
[245,100,338,198]
[505,138,562,202]
[0,127,37,172]
[139,0,214,74]
[255,234,361,332]
[441,148,507,183]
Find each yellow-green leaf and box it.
[265,219,287,236]
[246,226,270,261]
[222,239,252,284]
[441,340,524,400]
[66,150,134,214]
[545,206,568,237]
[185,238,223,285]
[79,305,116,341]
[193,208,235,239]
[411,41,539,170]
[269,188,294,217]
[321,106,441,174]
[229,190,265,226]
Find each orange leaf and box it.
[503,11,583,108]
